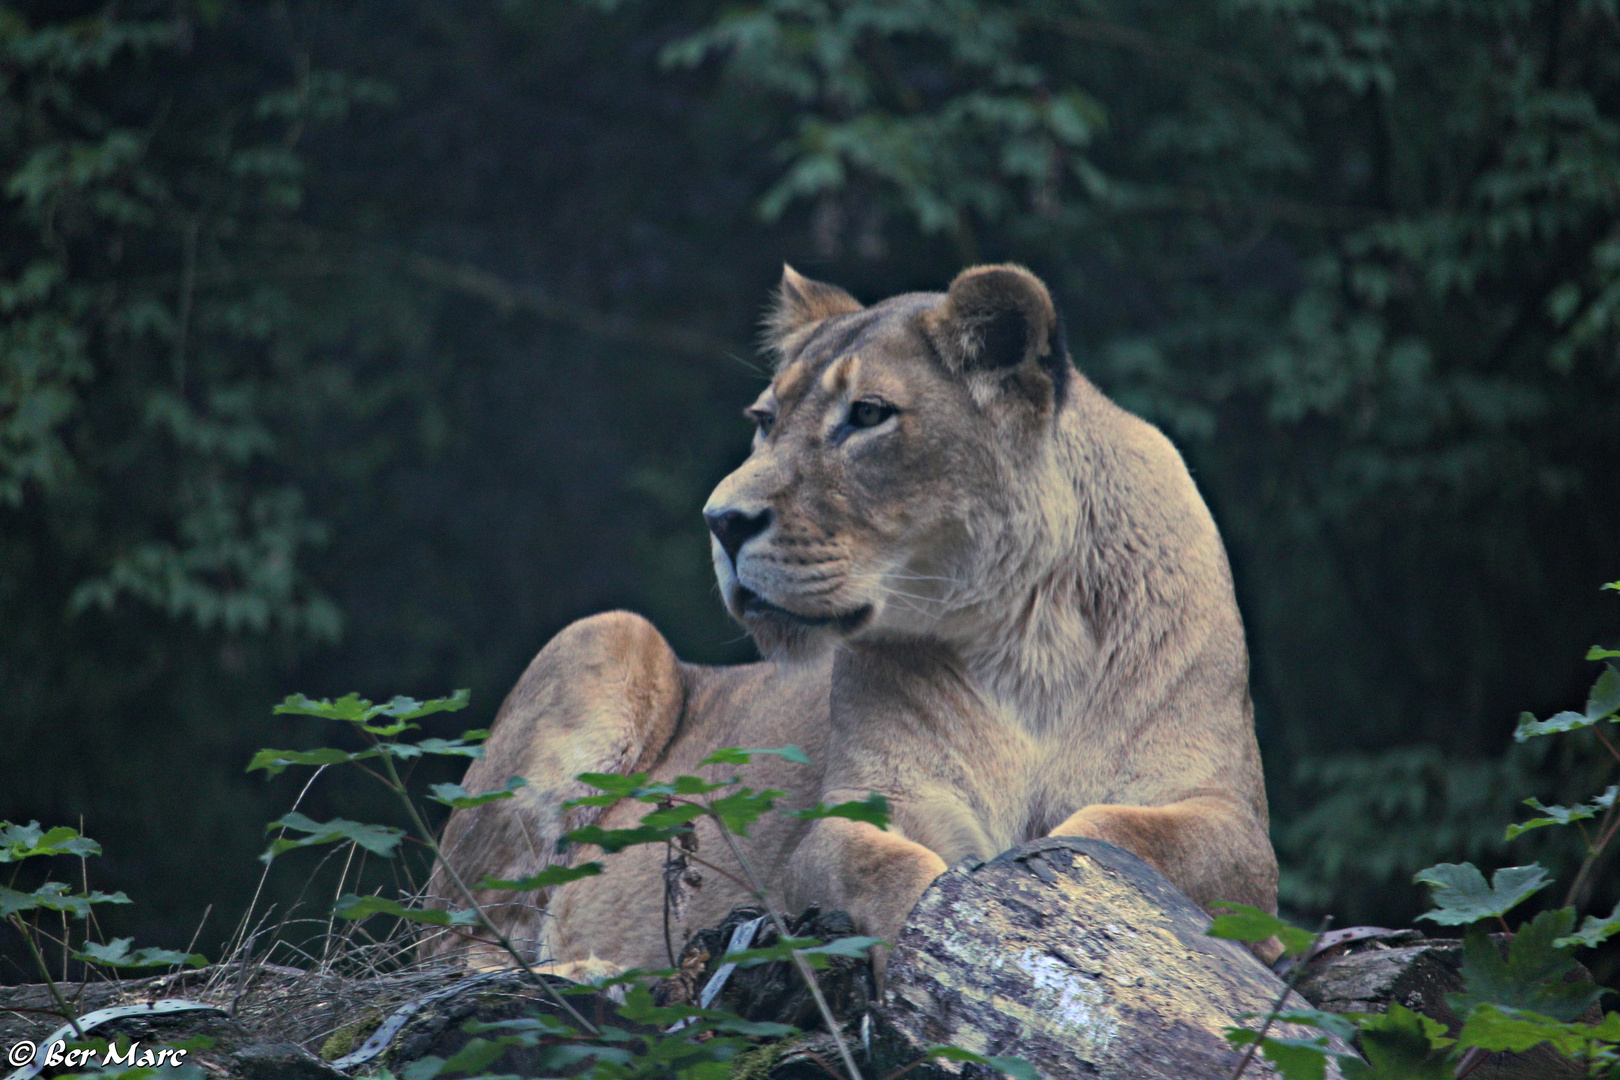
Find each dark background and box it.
[3,0,1618,984]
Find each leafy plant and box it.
[0,821,206,1037]
[250,690,1034,1080]
[1214,579,1620,1078]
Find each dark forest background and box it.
[3,0,1618,984]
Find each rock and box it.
[873,837,1351,1080]
[369,970,617,1077]
[1295,932,1462,1018]
[232,1043,351,1080]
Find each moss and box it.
[319,1012,382,1061]
[727,1037,798,1080]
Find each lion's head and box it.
[703,264,1078,656]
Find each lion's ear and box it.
[765,265,863,347]
[927,264,1059,374]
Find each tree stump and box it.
[873,837,1350,1080]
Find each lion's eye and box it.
[847,400,896,430]
[748,409,776,437]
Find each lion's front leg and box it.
[784,813,949,984]
[1051,795,1282,962]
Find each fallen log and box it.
[872,837,1348,1080]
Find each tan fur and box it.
[425,265,1279,975]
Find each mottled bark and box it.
[873,837,1349,1080]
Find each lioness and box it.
[427,264,1278,976]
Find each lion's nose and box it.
[704,507,772,566]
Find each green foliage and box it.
[72,938,207,970]
[1459,1005,1620,1060]
[1207,902,1316,956]
[700,747,812,767]
[1224,1027,1352,1080]
[0,820,206,1027]
[922,1046,1040,1080]
[0,821,101,862]
[251,697,1034,1080]
[1448,912,1607,1023]
[785,794,891,830]
[1223,588,1620,1077]
[1516,663,1620,741]
[476,864,603,892]
[1559,902,1620,951]
[261,812,406,862]
[0,3,374,639]
[1412,862,1552,926]
[1343,1005,1455,1080]
[333,895,478,927]
[273,689,472,732]
[426,777,528,810]
[0,880,129,920]
[1506,787,1618,842]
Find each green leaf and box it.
[1505,787,1617,841]
[360,691,471,736]
[73,938,206,969]
[462,1015,578,1037]
[0,821,101,862]
[1255,1035,1340,1080]
[273,691,378,722]
[333,895,479,926]
[1555,900,1620,950]
[699,746,812,766]
[426,776,527,809]
[725,937,824,968]
[708,788,783,836]
[1587,665,1620,720]
[399,1056,445,1080]
[1515,709,1600,741]
[922,1046,1038,1080]
[711,1018,798,1037]
[636,802,707,831]
[386,738,484,760]
[1207,902,1316,955]
[1236,1009,1359,1043]
[1448,912,1606,1022]
[1603,581,1620,592]
[667,774,736,796]
[802,935,885,960]
[436,1036,508,1076]
[1588,646,1620,661]
[271,691,468,733]
[572,772,651,800]
[376,689,471,722]
[787,794,891,830]
[245,747,363,777]
[0,881,129,918]
[1414,862,1551,924]
[534,1044,636,1070]
[1341,1004,1453,1080]
[261,812,404,862]
[477,862,603,891]
[1458,1004,1620,1058]
[563,822,687,853]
